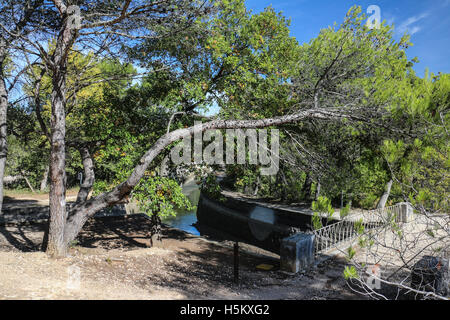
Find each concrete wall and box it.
[280,233,315,273]
[196,193,326,255]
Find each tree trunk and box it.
[46,28,74,258]
[4,174,36,193]
[3,175,22,184]
[21,173,36,193]
[279,169,288,201]
[301,173,312,200]
[0,52,8,214]
[0,1,42,213]
[377,179,393,209]
[47,81,68,257]
[253,176,260,196]
[40,165,49,191]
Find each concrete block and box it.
[280,233,315,273]
[396,202,414,223]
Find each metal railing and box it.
[314,203,407,255]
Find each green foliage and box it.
[311,212,323,230]
[222,5,415,208]
[92,180,114,196]
[200,175,225,202]
[383,72,449,212]
[347,246,357,260]
[143,0,299,119]
[132,176,194,219]
[354,219,365,235]
[5,1,448,229]
[340,202,351,219]
[311,196,336,229]
[343,266,358,280]
[312,196,335,218]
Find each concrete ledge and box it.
[280,233,315,273]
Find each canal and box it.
[161,178,201,235]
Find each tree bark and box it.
[46,17,75,258]
[0,52,8,214]
[301,173,312,200]
[47,75,68,257]
[376,179,393,209]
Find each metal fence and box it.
[314,203,407,255]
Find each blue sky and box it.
[244,0,450,77]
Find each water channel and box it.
[160,178,201,235]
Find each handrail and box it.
[313,203,407,255]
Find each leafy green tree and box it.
[223,6,415,209]
[383,72,449,212]
[344,72,449,300]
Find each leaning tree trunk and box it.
[376,179,393,209]
[21,172,36,193]
[0,54,8,214]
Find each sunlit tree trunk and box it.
[376,179,393,209]
[46,18,74,258]
[0,51,8,214]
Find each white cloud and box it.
[408,26,421,35]
[396,12,429,35]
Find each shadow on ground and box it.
[0,215,186,252]
[0,214,364,299]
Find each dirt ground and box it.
[0,214,363,300]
